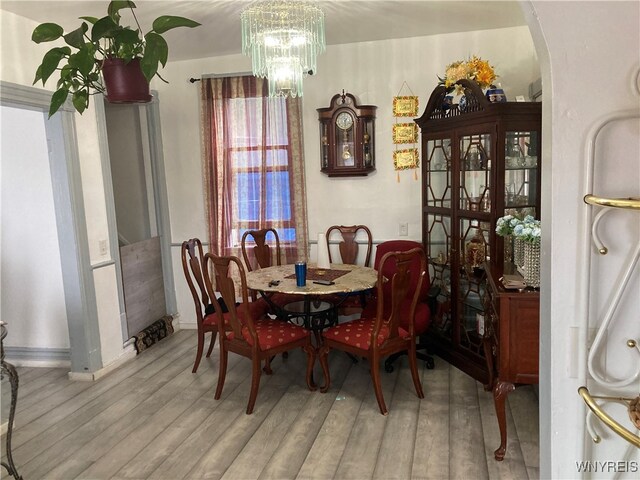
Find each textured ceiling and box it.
[1,1,527,61]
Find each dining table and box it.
[245,263,377,339]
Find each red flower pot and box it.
[102,57,152,103]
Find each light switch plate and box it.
[399,222,408,236]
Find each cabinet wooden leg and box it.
[482,334,495,391]
[493,380,515,461]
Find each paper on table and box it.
[501,274,526,289]
[317,233,331,269]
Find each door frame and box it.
[94,92,176,340]
[0,81,103,372]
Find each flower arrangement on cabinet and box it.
[496,215,541,243]
[438,56,497,94]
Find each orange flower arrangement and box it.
[438,56,497,93]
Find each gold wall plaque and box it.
[393,148,419,170]
[393,96,419,117]
[392,123,418,144]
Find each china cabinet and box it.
[317,91,376,177]
[415,79,541,384]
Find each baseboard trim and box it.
[4,346,71,368]
[68,345,136,381]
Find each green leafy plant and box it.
[32,0,200,117]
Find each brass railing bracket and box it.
[578,386,640,448]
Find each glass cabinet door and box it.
[504,130,538,218]
[460,133,492,213]
[424,137,452,208]
[425,213,452,337]
[458,218,490,356]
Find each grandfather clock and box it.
[317,91,376,177]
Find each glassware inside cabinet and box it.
[504,131,538,216]
[460,133,492,212]
[425,138,452,208]
[458,219,489,354]
[426,213,452,336]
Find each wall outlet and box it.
[399,222,408,236]
[99,239,108,255]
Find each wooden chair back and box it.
[373,240,431,301]
[206,253,258,347]
[373,248,426,341]
[241,228,282,272]
[181,238,225,372]
[181,238,214,321]
[326,224,373,266]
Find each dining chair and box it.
[206,253,317,414]
[241,228,298,309]
[241,228,282,271]
[324,225,373,315]
[181,238,269,373]
[326,224,373,267]
[180,238,222,373]
[318,248,427,415]
[362,240,439,372]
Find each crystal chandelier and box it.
[241,0,326,98]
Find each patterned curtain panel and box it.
[200,76,308,268]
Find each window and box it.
[201,76,308,263]
[227,97,296,245]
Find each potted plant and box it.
[31,0,200,117]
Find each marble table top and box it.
[245,263,377,296]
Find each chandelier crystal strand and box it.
[241,0,325,97]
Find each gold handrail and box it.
[584,194,640,210]
[578,386,640,448]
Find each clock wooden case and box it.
[317,92,377,177]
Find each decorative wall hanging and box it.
[392,95,419,116]
[393,148,419,170]
[392,123,418,144]
[393,82,419,181]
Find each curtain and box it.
[200,76,308,268]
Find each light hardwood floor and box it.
[1,329,539,479]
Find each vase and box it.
[459,94,468,112]
[465,230,486,269]
[486,87,507,103]
[513,237,525,268]
[442,95,453,110]
[102,57,152,104]
[523,242,540,288]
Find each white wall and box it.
[105,104,151,244]
[0,10,126,368]
[527,1,640,478]
[0,105,70,349]
[155,25,540,326]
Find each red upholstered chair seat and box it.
[202,312,218,327]
[324,318,409,350]
[225,318,310,350]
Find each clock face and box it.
[336,112,354,130]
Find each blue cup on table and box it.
[295,261,307,287]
